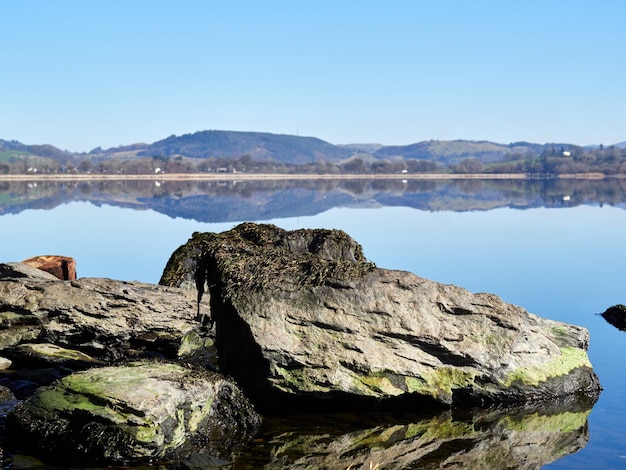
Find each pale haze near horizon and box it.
[1,0,624,152]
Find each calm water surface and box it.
[1,181,625,468]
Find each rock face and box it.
[161,223,601,411]
[7,361,261,466]
[21,255,77,280]
[0,262,209,364]
[0,261,255,466]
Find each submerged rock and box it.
[161,223,601,411]
[6,361,261,466]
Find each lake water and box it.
[1,177,625,468]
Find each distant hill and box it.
[135,130,354,164]
[339,143,385,153]
[0,139,75,162]
[373,140,563,166]
[3,132,625,169]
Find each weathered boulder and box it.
[0,261,218,407]
[0,264,208,363]
[21,255,77,280]
[6,361,261,466]
[0,261,60,281]
[161,223,601,411]
[0,262,255,465]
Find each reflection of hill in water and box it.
[1,178,626,222]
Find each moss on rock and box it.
[502,347,592,388]
[161,223,376,302]
[7,361,261,466]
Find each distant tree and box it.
[371,160,394,173]
[78,159,93,173]
[406,159,443,173]
[340,158,367,174]
[451,158,483,174]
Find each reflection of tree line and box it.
[3,178,626,214]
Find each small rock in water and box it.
[601,304,626,331]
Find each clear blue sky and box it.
[2,1,625,152]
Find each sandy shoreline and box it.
[0,172,529,182]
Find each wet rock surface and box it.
[162,223,601,411]
[7,361,261,466]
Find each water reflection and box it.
[2,177,626,222]
[241,399,594,469]
[0,178,624,468]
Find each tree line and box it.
[2,144,626,176]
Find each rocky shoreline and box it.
[0,224,602,467]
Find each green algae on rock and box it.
[6,361,261,466]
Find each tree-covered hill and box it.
[2,131,626,176]
[0,139,75,162]
[372,140,569,166]
[136,130,354,164]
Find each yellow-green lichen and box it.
[167,408,187,451]
[357,374,404,396]
[405,368,478,400]
[273,366,329,393]
[502,347,591,387]
[188,397,213,433]
[30,388,148,431]
[22,343,104,364]
[178,331,213,356]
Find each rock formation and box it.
[7,361,261,466]
[0,262,210,366]
[0,222,603,467]
[161,223,601,412]
[0,262,251,466]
